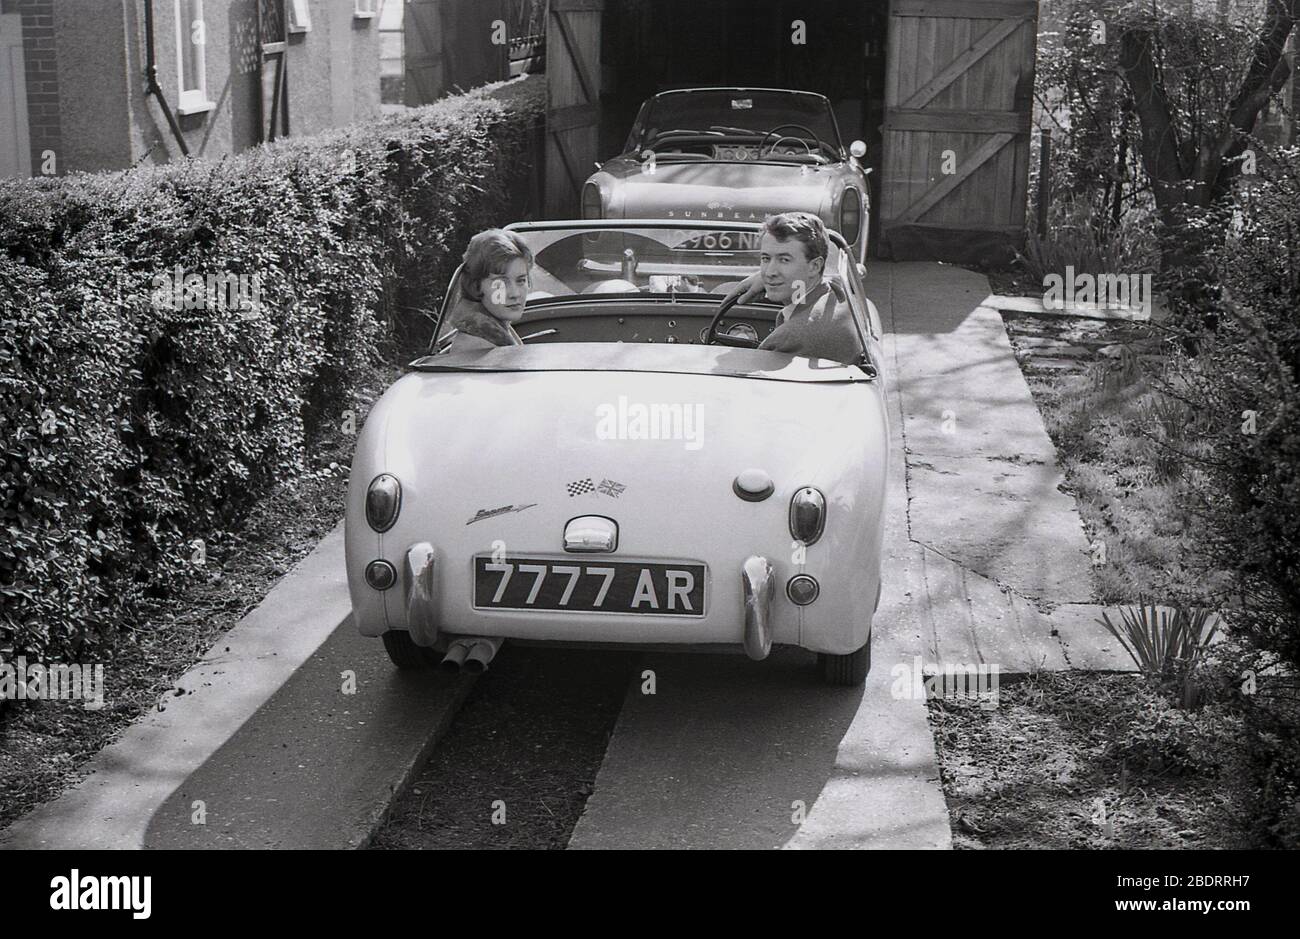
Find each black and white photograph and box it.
[0,0,1294,910]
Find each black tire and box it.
[382,630,435,669]
[819,635,872,686]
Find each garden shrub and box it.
[0,78,544,663]
[1169,147,1300,674]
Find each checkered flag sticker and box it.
[567,478,595,497]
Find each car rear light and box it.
[840,189,862,246]
[789,487,826,545]
[366,474,401,532]
[786,574,820,605]
[365,559,396,590]
[582,182,603,220]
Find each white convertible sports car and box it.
[344,220,890,685]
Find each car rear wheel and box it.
[382,630,436,669]
[818,636,872,686]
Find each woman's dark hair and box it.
[460,229,534,301]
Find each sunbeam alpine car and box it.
[583,88,872,262]
[345,220,890,685]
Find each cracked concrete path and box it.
[874,262,1136,674]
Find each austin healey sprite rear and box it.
[344,221,890,685]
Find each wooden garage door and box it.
[545,0,602,218]
[880,0,1037,261]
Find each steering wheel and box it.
[759,124,824,159]
[704,293,762,348]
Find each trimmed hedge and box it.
[0,78,545,662]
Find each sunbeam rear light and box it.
[840,189,862,246]
[789,487,826,545]
[582,182,603,220]
[366,474,402,533]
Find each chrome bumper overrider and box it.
[741,555,775,661]
[404,542,437,643]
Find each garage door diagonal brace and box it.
[551,129,583,190]
[899,17,1026,111]
[895,132,1014,224]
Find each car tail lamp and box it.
[582,182,603,220]
[840,189,862,246]
[787,574,820,606]
[366,474,401,533]
[365,560,396,590]
[789,487,826,545]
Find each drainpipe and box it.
[143,0,190,157]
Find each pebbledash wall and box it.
[1,0,380,176]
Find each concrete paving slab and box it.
[144,621,474,849]
[1049,604,1142,672]
[568,648,887,850]
[986,294,1152,322]
[914,544,1068,674]
[882,263,1098,605]
[0,521,353,849]
[783,640,952,850]
[906,456,1095,604]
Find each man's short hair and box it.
[461,229,534,301]
[762,212,828,263]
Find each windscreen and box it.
[512,225,843,301]
[639,91,840,150]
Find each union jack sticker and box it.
[597,479,626,498]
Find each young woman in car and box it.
[442,229,534,352]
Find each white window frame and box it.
[287,0,312,33]
[175,0,213,115]
[354,0,378,20]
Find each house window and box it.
[175,0,212,114]
[354,0,377,19]
[287,0,311,33]
[259,0,286,44]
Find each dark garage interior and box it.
[539,0,1038,261]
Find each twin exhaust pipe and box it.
[439,637,503,674]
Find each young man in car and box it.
[727,212,863,365]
